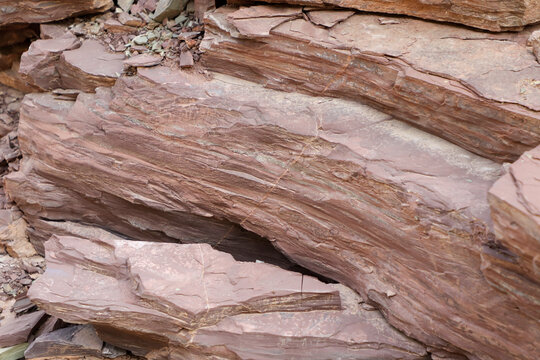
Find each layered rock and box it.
[6,67,540,359]
[483,145,540,319]
[201,6,540,163]
[230,0,540,31]
[0,0,113,27]
[28,235,426,359]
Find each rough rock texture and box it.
[483,145,540,320]
[7,67,540,359]
[25,325,104,360]
[28,235,427,359]
[0,311,45,348]
[0,0,113,27]
[19,36,81,91]
[201,6,540,163]
[232,0,540,31]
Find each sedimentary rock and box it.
[483,145,540,320]
[232,0,540,31]
[25,325,104,360]
[0,0,113,27]
[0,311,45,347]
[201,6,540,163]
[29,235,426,359]
[6,67,539,359]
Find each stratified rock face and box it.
[483,145,540,320]
[7,67,540,360]
[28,235,427,359]
[201,6,540,163]
[0,0,113,27]
[232,0,540,31]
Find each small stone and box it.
[174,14,188,25]
[179,50,194,68]
[133,35,148,45]
[118,0,135,12]
[152,0,189,22]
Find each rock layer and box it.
[231,0,540,31]
[0,0,113,27]
[28,235,427,359]
[6,67,540,359]
[201,6,540,163]
[483,145,540,320]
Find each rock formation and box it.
[229,0,540,31]
[28,235,427,359]
[201,6,540,163]
[0,0,113,27]
[6,66,540,359]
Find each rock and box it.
[19,35,81,91]
[103,19,136,33]
[179,50,193,67]
[0,311,46,348]
[123,53,162,67]
[0,218,36,258]
[118,12,144,27]
[5,67,538,359]
[24,325,103,360]
[194,0,215,20]
[152,0,189,22]
[132,35,148,45]
[201,6,540,163]
[528,31,540,63]
[39,24,70,40]
[483,145,540,319]
[28,235,426,359]
[0,343,29,360]
[233,0,540,31]
[306,10,355,28]
[118,0,135,12]
[57,40,124,92]
[0,62,40,93]
[0,0,113,27]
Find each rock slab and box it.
[28,235,426,359]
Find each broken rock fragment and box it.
[28,235,426,359]
[0,311,46,348]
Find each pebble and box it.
[133,35,148,45]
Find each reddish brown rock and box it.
[28,235,426,359]
[19,36,81,90]
[0,311,46,348]
[123,54,162,68]
[57,40,124,92]
[201,6,540,163]
[483,145,540,320]
[0,0,113,27]
[6,67,539,359]
[233,0,540,31]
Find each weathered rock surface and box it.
[232,0,540,31]
[483,145,540,320]
[25,325,104,360]
[6,67,540,359]
[0,0,113,27]
[0,311,45,347]
[28,235,427,359]
[201,6,540,163]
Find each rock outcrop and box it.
[230,0,540,32]
[6,67,540,359]
[0,0,113,27]
[28,235,427,359]
[201,6,540,163]
[483,145,540,320]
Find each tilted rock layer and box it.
[0,0,113,27]
[6,67,540,359]
[201,6,540,163]
[484,145,540,320]
[231,0,540,31]
[28,235,427,359]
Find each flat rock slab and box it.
[6,67,539,359]
[484,145,540,320]
[201,6,540,163]
[28,235,426,359]
[0,0,113,27]
[57,40,124,92]
[233,0,540,31]
[0,311,46,348]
